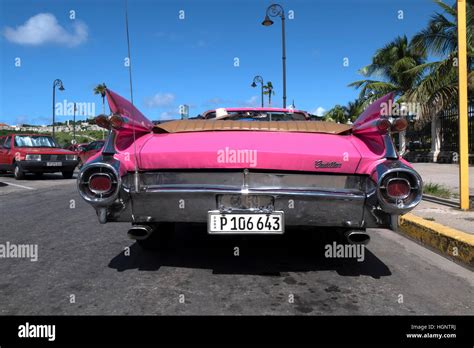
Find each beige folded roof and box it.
[154,120,352,134]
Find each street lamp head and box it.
[54,79,65,91]
[251,82,257,88]
[262,15,274,26]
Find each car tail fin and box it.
[93,89,154,134]
[351,93,399,159]
[352,93,394,135]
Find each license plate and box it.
[46,162,62,167]
[208,211,284,234]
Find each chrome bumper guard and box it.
[78,155,424,227]
[110,170,386,228]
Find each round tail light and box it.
[386,178,411,199]
[95,115,110,129]
[109,114,124,129]
[377,119,392,133]
[391,118,408,132]
[89,174,112,194]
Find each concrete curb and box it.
[398,213,474,269]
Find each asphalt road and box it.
[0,173,472,315]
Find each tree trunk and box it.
[428,114,441,162]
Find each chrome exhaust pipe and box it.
[344,230,370,245]
[128,225,153,240]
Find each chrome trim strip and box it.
[139,186,366,200]
[383,134,398,159]
[127,171,366,192]
[101,129,116,156]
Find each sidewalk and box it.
[395,164,474,268]
[411,200,474,235]
[412,163,474,195]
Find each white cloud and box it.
[144,93,176,108]
[313,106,326,116]
[3,13,88,47]
[160,111,176,120]
[243,96,259,107]
[207,97,226,105]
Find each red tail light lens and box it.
[377,119,391,133]
[89,174,112,193]
[391,118,408,132]
[95,115,110,129]
[109,114,124,129]
[386,178,411,198]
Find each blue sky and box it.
[0,0,442,125]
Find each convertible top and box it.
[153,120,352,135]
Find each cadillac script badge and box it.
[314,160,342,168]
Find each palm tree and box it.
[323,105,347,123]
[323,99,364,124]
[404,0,474,122]
[348,35,429,155]
[93,83,108,114]
[345,99,365,122]
[262,82,275,106]
[349,35,426,105]
[348,35,427,105]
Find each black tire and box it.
[13,163,25,180]
[137,222,175,250]
[62,170,74,179]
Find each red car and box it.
[66,143,88,153]
[78,140,105,167]
[0,134,79,180]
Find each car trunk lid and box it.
[138,131,362,174]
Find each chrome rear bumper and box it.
[93,170,393,228]
[78,150,425,228]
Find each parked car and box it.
[77,89,423,250]
[78,140,105,167]
[0,134,79,179]
[66,143,88,153]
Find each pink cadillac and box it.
[77,89,422,249]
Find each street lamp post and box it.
[52,79,65,138]
[457,0,470,210]
[251,75,264,107]
[262,3,286,108]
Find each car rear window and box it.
[205,111,307,121]
[14,135,58,148]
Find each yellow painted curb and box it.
[399,213,474,268]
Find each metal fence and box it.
[403,100,474,154]
[405,122,431,152]
[439,100,474,153]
